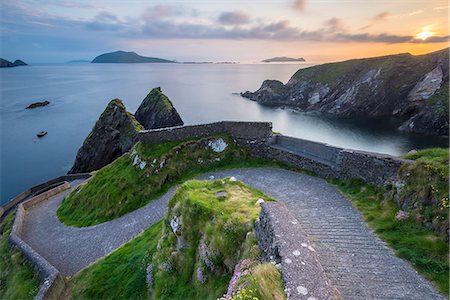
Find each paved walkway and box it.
[21,168,444,299]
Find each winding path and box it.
[21,168,444,299]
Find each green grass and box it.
[0,211,40,300]
[68,179,284,300]
[397,148,449,239]
[151,179,274,299]
[234,263,286,300]
[70,221,163,299]
[57,135,282,227]
[332,179,449,295]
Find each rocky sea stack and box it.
[69,99,143,174]
[242,48,449,136]
[135,87,184,130]
[69,88,184,173]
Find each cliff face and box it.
[242,48,449,136]
[135,87,184,130]
[68,99,143,173]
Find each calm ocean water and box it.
[0,63,447,204]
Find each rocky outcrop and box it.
[242,48,449,136]
[135,87,184,130]
[26,101,50,109]
[0,58,28,68]
[68,99,143,173]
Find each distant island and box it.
[262,56,306,63]
[0,58,28,68]
[91,51,176,64]
[68,60,90,64]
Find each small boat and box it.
[37,131,47,138]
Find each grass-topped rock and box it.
[135,87,184,130]
[58,135,269,227]
[69,99,143,174]
[150,178,285,299]
[67,179,285,300]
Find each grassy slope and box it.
[332,178,449,295]
[397,148,449,239]
[70,221,163,299]
[69,180,285,300]
[0,211,40,300]
[57,135,278,227]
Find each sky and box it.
[0,0,448,63]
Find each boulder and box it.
[68,99,143,173]
[135,87,184,130]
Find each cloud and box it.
[217,11,250,25]
[373,12,391,21]
[360,11,391,30]
[434,6,449,10]
[408,10,424,16]
[293,0,307,11]
[324,18,346,32]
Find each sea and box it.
[0,63,447,204]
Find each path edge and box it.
[9,182,71,300]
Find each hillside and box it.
[91,51,175,63]
[242,48,449,136]
[0,58,28,68]
[262,56,305,63]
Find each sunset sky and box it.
[1,0,448,63]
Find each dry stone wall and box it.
[138,121,408,186]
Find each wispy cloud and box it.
[360,11,391,30]
[408,10,424,16]
[434,5,449,10]
[217,11,250,25]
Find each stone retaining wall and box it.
[139,121,272,151]
[256,201,338,299]
[9,182,71,300]
[140,121,407,186]
[0,173,91,221]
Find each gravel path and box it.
[22,180,175,276]
[21,168,444,299]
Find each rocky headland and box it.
[68,88,183,173]
[0,58,28,68]
[242,48,449,136]
[91,51,175,64]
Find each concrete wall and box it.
[8,182,72,300]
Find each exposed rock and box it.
[68,99,143,173]
[26,100,50,109]
[208,138,228,153]
[395,210,410,221]
[242,48,449,136]
[135,87,184,130]
[0,58,28,68]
